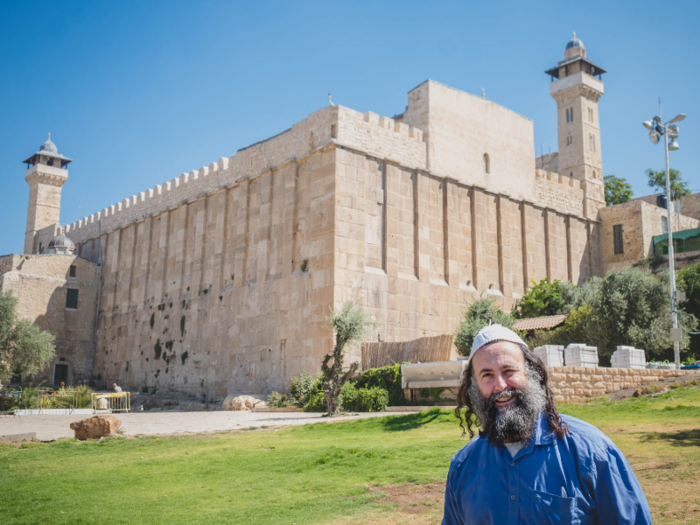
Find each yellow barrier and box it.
[92,392,131,413]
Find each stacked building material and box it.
[533,345,565,367]
[610,346,647,369]
[564,344,599,368]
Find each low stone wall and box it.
[411,366,693,403]
[547,366,692,401]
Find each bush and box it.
[340,382,389,412]
[355,363,406,406]
[304,391,328,412]
[266,391,293,408]
[513,279,567,319]
[289,371,316,407]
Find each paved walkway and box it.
[0,410,404,441]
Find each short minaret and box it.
[545,33,607,219]
[22,134,72,254]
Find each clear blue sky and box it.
[1,0,698,256]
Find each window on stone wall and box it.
[565,108,570,123]
[613,224,624,255]
[570,107,574,122]
[66,288,79,310]
[662,216,668,233]
[589,134,596,152]
[483,153,490,174]
[567,135,572,146]
[69,265,77,278]
[588,107,594,122]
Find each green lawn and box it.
[2,385,700,525]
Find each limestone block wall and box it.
[679,193,700,222]
[0,254,99,384]
[91,147,338,399]
[533,169,584,217]
[600,199,699,272]
[402,80,537,201]
[547,366,693,401]
[333,147,601,357]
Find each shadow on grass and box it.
[640,429,700,447]
[380,408,443,432]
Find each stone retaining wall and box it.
[547,366,692,401]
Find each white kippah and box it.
[470,324,528,359]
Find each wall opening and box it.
[53,364,68,386]
[66,288,79,309]
[483,153,490,174]
[613,224,624,255]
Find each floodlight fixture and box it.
[667,124,679,138]
[668,139,680,151]
[649,131,661,144]
[643,120,654,130]
[668,113,686,124]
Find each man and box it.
[112,382,122,393]
[443,324,651,524]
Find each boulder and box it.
[70,416,122,440]
[222,395,259,411]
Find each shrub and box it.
[513,279,567,319]
[304,391,328,412]
[266,391,293,408]
[355,363,405,406]
[289,371,316,407]
[340,382,389,412]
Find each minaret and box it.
[22,134,72,254]
[545,33,607,219]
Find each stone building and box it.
[9,35,693,397]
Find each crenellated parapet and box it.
[64,105,428,245]
[534,169,585,217]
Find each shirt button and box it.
[510,462,515,467]
[511,495,515,500]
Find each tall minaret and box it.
[22,134,72,254]
[545,33,607,219]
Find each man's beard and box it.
[468,365,547,446]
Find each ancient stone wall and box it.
[333,147,600,360]
[0,254,99,384]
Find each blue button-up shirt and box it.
[443,412,652,524]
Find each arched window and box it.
[570,107,574,122]
[565,109,570,123]
[589,134,596,152]
[483,153,490,174]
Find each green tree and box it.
[677,263,700,359]
[548,267,697,364]
[322,301,373,416]
[454,297,516,356]
[604,175,633,206]
[646,168,691,201]
[513,279,567,319]
[0,291,55,385]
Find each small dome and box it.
[566,31,584,50]
[48,232,75,252]
[39,133,58,155]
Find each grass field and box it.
[2,385,700,524]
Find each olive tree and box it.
[322,301,373,416]
[0,291,55,386]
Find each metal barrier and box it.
[92,392,131,413]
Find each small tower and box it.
[22,134,72,254]
[545,33,607,219]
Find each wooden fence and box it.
[361,334,454,370]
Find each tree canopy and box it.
[604,175,633,206]
[454,297,516,356]
[677,263,700,360]
[646,168,691,201]
[513,279,567,319]
[0,291,55,385]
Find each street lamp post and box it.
[643,107,685,370]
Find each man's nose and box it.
[492,374,508,393]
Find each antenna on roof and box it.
[328,93,335,106]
